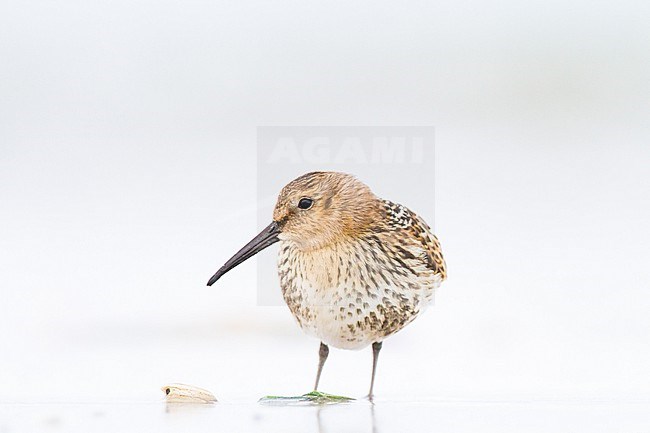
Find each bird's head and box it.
[273,171,380,250]
[207,171,380,286]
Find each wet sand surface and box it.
[2,400,650,433]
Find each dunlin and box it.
[208,172,446,398]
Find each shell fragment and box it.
[162,383,217,404]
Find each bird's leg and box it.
[314,342,329,391]
[368,341,383,400]
[259,342,353,403]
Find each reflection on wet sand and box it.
[316,402,378,433]
[162,396,378,432]
[164,402,216,415]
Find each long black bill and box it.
[206,221,281,286]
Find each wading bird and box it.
[207,172,446,399]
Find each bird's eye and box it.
[298,198,314,210]
[165,388,171,395]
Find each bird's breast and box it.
[277,237,439,349]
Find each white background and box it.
[1,0,649,430]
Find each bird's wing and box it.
[380,200,447,281]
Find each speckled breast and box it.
[277,236,440,350]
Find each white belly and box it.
[298,284,393,350]
[277,239,440,350]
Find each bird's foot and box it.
[259,391,355,405]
